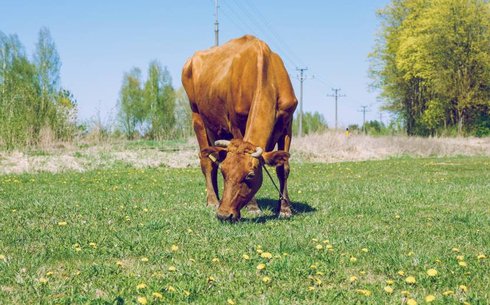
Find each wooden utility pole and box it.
[296,67,308,137]
[327,88,346,130]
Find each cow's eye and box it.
[245,172,255,180]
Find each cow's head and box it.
[201,139,289,222]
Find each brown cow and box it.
[181,35,297,221]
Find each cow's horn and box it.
[214,140,231,147]
[251,147,263,158]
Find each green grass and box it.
[0,157,489,304]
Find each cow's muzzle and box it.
[216,210,240,222]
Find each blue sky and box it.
[1,0,390,127]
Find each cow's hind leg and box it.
[276,133,292,218]
[193,112,220,208]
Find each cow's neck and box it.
[243,92,276,149]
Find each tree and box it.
[174,87,193,138]
[118,68,144,139]
[143,61,176,139]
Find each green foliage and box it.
[0,28,76,149]
[362,120,387,135]
[117,61,180,140]
[370,0,490,136]
[292,111,328,136]
[1,157,489,304]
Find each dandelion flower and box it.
[46,271,54,276]
[405,276,416,284]
[257,263,266,270]
[442,290,454,296]
[58,221,67,226]
[452,248,460,253]
[168,266,176,272]
[426,269,438,277]
[361,248,368,253]
[256,249,263,254]
[425,295,436,303]
[355,289,372,296]
[184,290,190,296]
[212,257,220,263]
[137,296,147,305]
[398,270,405,276]
[227,299,236,305]
[326,244,333,250]
[171,245,179,252]
[458,261,467,267]
[395,214,401,219]
[308,286,316,291]
[323,240,330,244]
[456,255,464,261]
[315,244,323,250]
[386,279,394,285]
[261,252,272,259]
[167,286,176,292]
[459,285,468,292]
[384,286,394,294]
[349,276,358,283]
[262,276,271,284]
[89,242,97,249]
[0,254,5,261]
[141,257,149,262]
[401,290,410,296]
[359,271,366,275]
[350,256,357,263]
[116,261,123,267]
[316,271,324,276]
[242,254,250,260]
[136,283,147,290]
[152,292,163,299]
[407,298,417,305]
[477,254,486,260]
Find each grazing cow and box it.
[181,35,297,221]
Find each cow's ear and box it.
[201,147,228,163]
[262,151,290,167]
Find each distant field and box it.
[1,133,489,175]
[0,157,489,304]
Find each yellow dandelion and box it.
[326,244,333,250]
[167,286,176,292]
[116,261,123,267]
[212,257,220,263]
[136,283,147,290]
[456,255,464,261]
[458,261,467,267]
[0,254,5,261]
[143,208,148,212]
[315,244,323,250]
[459,285,468,292]
[308,286,316,291]
[350,256,357,263]
[89,242,97,249]
[359,271,366,275]
[463,302,470,305]
[168,266,176,272]
[477,254,486,260]
[384,286,394,294]
[401,290,410,296]
[39,277,48,284]
[349,276,358,283]
[141,257,149,262]
[242,254,250,260]
[316,271,324,276]
[361,248,368,253]
[386,279,394,285]
[171,245,179,252]
[442,290,454,296]
[261,252,272,259]
[58,221,67,226]
[262,276,271,284]
[184,290,190,297]
[137,296,147,305]
[395,214,401,219]
[452,248,460,253]
[405,276,416,284]
[426,269,438,277]
[256,263,266,270]
[227,299,236,305]
[355,289,372,297]
[407,251,414,256]
[46,271,54,276]
[398,270,405,276]
[425,295,436,303]
[323,239,330,244]
[407,298,417,305]
[256,249,263,254]
[152,292,163,299]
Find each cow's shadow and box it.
[241,198,316,223]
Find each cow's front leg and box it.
[200,156,220,208]
[245,197,262,215]
[276,133,292,218]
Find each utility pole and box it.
[359,105,370,134]
[214,0,220,46]
[296,67,308,137]
[327,88,346,130]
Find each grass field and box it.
[0,157,489,304]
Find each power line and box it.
[297,67,308,138]
[327,88,346,130]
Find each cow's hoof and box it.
[278,209,292,219]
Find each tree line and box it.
[370,0,490,136]
[0,28,76,149]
